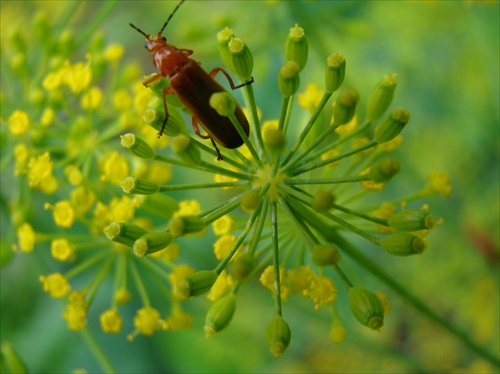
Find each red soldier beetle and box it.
[130,0,253,160]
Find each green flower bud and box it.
[139,194,179,218]
[229,38,253,81]
[368,157,400,183]
[348,288,384,331]
[104,222,147,247]
[367,74,397,122]
[204,294,236,337]
[217,27,235,73]
[121,133,155,159]
[209,92,236,117]
[133,231,174,257]
[172,134,201,165]
[263,126,285,154]
[1,341,28,374]
[333,89,359,126]
[312,189,335,212]
[240,190,260,213]
[285,24,308,72]
[230,253,257,280]
[169,215,205,237]
[388,209,436,231]
[266,315,291,357]
[374,108,410,144]
[143,106,183,137]
[121,176,159,195]
[379,233,426,256]
[325,53,346,93]
[58,29,75,56]
[278,60,300,98]
[177,270,218,299]
[312,243,341,266]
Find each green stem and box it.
[286,175,369,185]
[242,83,267,162]
[270,201,283,316]
[80,329,116,374]
[159,180,249,191]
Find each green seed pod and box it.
[366,74,397,122]
[140,194,179,218]
[169,216,205,237]
[266,315,292,357]
[285,24,308,72]
[325,53,346,93]
[388,209,436,231]
[312,243,341,266]
[204,294,236,337]
[217,27,235,73]
[142,105,183,137]
[312,189,335,212]
[368,157,400,183]
[230,253,257,280]
[229,38,253,81]
[121,176,159,195]
[176,270,218,299]
[133,231,174,257]
[333,89,359,125]
[172,134,201,165]
[348,288,384,331]
[121,133,155,159]
[104,222,147,247]
[278,60,300,98]
[209,92,236,117]
[379,233,426,256]
[374,108,410,144]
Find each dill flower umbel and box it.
[7,2,488,372]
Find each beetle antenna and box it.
[159,0,186,36]
[130,23,149,38]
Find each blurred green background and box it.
[1,1,499,373]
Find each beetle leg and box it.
[192,116,222,161]
[142,73,162,87]
[209,68,254,90]
[156,87,176,138]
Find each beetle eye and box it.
[144,42,148,49]
[161,37,166,42]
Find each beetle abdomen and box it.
[170,59,250,149]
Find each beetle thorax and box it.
[150,42,189,77]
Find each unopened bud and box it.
[348,288,384,331]
[367,74,397,122]
[230,253,257,280]
[325,53,346,93]
[172,134,201,165]
[229,38,253,81]
[121,133,155,159]
[209,92,236,117]
[266,315,291,357]
[133,231,174,256]
[388,209,435,232]
[204,294,236,337]
[374,108,410,144]
[312,189,335,212]
[368,157,400,183]
[278,60,300,97]
[169,216,205,237]
[104,222,147,247]
[285,24,308,72]
[333,89,359,126]
[379,233,426,256]
[312,243,341,266]
[177,270,218,299]
[121,176,159,195]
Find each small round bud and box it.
[379,233,426,256]
[176,270,218,299]
[312,189,335,212]
[263,126,285,153]
[278,61,300,97]
[374,108,410,144]
[121,133,155,159]
[133,231,174,257]
[230,253,257,280]
[240,190,260,213]
[204,294,236,337]
[121,176,159,195]
[348,288,384,331]
[312,243,341,266]
[367,74,397,122]
[104,222,147,247]
[172,134,201,165]
[217,27,235,73]
[229,38,253,81]
[266,315,291,357]
[368,157,400,183]
[325,53,346,93]
[285,24,308,72]
[143,107,182,137]
[333,89,359,126]
[169,216,205,237]
[209,92,236,117]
